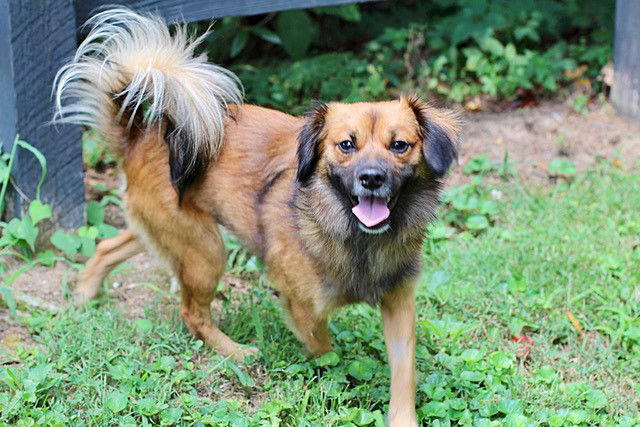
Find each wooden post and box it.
[612,0,640,121]
[75,0,372,24]
[0,0,85,227]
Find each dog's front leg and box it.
[381,281,418,427]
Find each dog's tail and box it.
[53,8,242,194]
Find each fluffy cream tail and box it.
[53,8,242,192]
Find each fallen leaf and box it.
[575,78,592,91]
[611,159,628,170]
[566,311,584,336]
[565,65,588,80]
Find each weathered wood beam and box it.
[75,0,373,24]
[1,0,85,227]
[612,0,640,121]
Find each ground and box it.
[1,101,639,425]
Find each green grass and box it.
[1,165,639,426]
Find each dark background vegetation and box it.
[200,0,613,113]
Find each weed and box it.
[440,177,501,234]
[548,158,577,178]
[572,94,590,115]
[0,138,52,259]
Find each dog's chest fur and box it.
[289,170,441,305]
[319,231,423,305]
[292,193,427,306]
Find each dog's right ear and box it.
[297,103,328,183]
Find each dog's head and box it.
[296,96,460,236]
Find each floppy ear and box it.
[296,103,328,183]
[407,95,460,177]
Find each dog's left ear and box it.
[406,95,461,177]
[297,102,328,183]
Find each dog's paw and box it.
[231,345,259,363]
[71,288,93,307]
[71,278,101,307]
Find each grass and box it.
[1,164,639,426]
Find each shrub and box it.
[203,0,614,109]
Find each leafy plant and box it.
[548,158,577,177]
[50,201,118,259]
[0,137,52,258]
[205,4,362,62]
[223,231,261,274]
[572,93,589,115]
[464,153,516,180]
[82,129,115,170]
[235,49,391,115]
[214,0,614,108]
[440,177,501,234]
[463,154,498,175]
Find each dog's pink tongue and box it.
[352,196,390,228]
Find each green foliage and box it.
[414,0,613,101]
[572,94,590,115]
[223,231,262,274]
[211,0,613,109]
[205,5,361,62]
[235,50,391,115]
[440,177,501,235]
[83,129,115,170]
[49,201,119,259]
[464,153,517,180]
[0,137,120,267]
[275,10,317,59]
[428,153,517,243]
[0,138,52,258]
[1,165,640,424]
[0,137,48,219]
[548,158,577,177]
[463,154,498,175]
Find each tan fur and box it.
[61,9,461,425]
[75,102,459,424]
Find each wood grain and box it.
[75,0,375,24]
[2,0,85,227]
[612,0,640,121]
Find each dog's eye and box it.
[390,140,410,154]
[337,140,356,153]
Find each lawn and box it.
[1,163,638,426]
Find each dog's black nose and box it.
[359,168,386,190]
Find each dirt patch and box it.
[106,252,175,319]
[450,101,640,186]
[4,250,260,322]
[4,250,174,318]
[9,261,71,310]
[0,308,40,364]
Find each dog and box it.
[54,9,460,425]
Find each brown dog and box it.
[55,9,460,425]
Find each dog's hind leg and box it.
[175,223,258,362]
[74,229,144,305]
